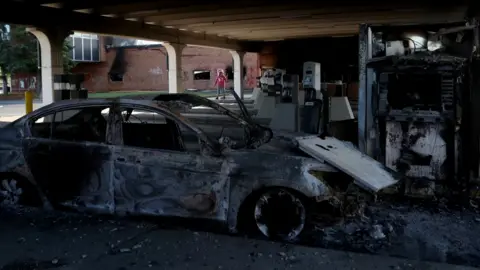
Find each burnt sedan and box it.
[0,93,338,241]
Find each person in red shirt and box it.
[214,70,228,99]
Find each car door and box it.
[23,104,115,213]
[110,105,229,221]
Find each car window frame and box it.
[112,103,217,154]
[25,103,114,145]
[120,108,167,124]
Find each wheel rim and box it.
[254,189,306,241]
[0,179,23,205]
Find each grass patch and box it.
[88,90,217,99]
[0,92,29,101]
[2,88,253,101]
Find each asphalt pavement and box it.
[0,100,42,120]
[0,207,475,270]
[0,89,241,120]
[1,93,479,269]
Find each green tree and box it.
[0,24,75,95]
[62,38,76,73]
[0,24,14,93]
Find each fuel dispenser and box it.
[280,74,296,103]
[256,68,286,119]
[302,62,321,95]
[301,62,324,134]
[269,73,300,132]
[259,68,286,96]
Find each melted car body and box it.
[0,95,336,237]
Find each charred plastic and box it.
[361,23,480,198]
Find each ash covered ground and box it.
[301,200,480,268]
[0,201,478,270]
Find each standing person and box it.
[214,70,227,100]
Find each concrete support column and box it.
[27,27,70,105]
[229,51,245,99]
[164,43,186,94]
[358,24,373,155]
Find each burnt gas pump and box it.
[269,72,301,132]
[301,62,324,134]
[257,68,286,119]
[302,88,323,134]
[280,74,295,103]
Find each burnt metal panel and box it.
[225,150,335,232]
[386,122,448,180]
[111,146,230,220]
[0,126,28,175]
[23,139,114,213]
[0,94,339,232]
[0,126,52,208]
[295,135,399,193]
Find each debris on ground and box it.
[0,206,475,270]
[301,200,480,267]
[1,200,480,269]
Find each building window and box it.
[193,70,210,80]
[225,66,247,79]
[108,48,125,82]
[67,33,100,62]
[225,66,233,80]
[109,73,124,82]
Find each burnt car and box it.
[0,93,341,241]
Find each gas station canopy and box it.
[9,0,467,42]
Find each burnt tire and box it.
[239,188,308,242]
[0,176,41,207]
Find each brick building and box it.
[11,34,260,93]
[72,45,260,93]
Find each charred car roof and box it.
[128,92,254,123]
[12,93,235,122]
[9,93,272,150]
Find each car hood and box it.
[255,130,401,193]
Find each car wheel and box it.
[0,179,24,206]
[253,188,307,242]
[0,177,40,207]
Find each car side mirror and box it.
[199,139,223,157]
